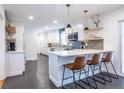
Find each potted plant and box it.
[91,14,100,28]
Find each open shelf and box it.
[87,38,103,41]
[6,26,16,33]
[6,38,16,42]
[85,27,103,31]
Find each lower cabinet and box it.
[6,51,25,77]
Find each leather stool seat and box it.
[63,63,74,70]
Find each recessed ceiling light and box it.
[28,16,34,20]
[45,26,48,30]
[53,20,58,24]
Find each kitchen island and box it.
[48,49,113,87]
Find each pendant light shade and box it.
[84,10,89,31]
[84,27,89,30]
[66,4,72,30]
[67,24,72,28]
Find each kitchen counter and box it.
[48,49,113,87]
[48,49,113,57]
[6,50,25,54]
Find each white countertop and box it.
[48,49,113,57]
[6,50,25,54]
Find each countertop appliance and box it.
[8,42,16,51]
[68,32,78,41]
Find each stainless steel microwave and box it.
[68,32,78,41]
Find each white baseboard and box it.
[26,57,37,61]
[26,59,37,62]
[6,71,24,77]
[0,74,6,80]
[49,75,60,87]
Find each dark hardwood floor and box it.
[2,54,124,89]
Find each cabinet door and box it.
[7,53,25,76]
[76,28,85,41]
[5,54,9,76]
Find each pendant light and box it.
[84,10,89,31]
[66,4,72,31]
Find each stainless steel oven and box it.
[68,32,78,41]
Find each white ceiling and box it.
[3,4,124,30]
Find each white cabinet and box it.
[47,31,60,43]
[6,51,25,77]
[15,24,24,51]
[77,29,85,41]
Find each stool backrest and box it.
[91,54,103,65]
[72,57,86,70]
[104,52,113,62]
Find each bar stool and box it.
[61,56,90,89]
[87,53,106,89]
[101,52,118,82]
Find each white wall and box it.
[0,5,4,19]
[97,7,124,75]
[0,5,5,80]
[47,31,60,43]
[37,32,48,54]
[25,29,38,61]
[14,24,24,51]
